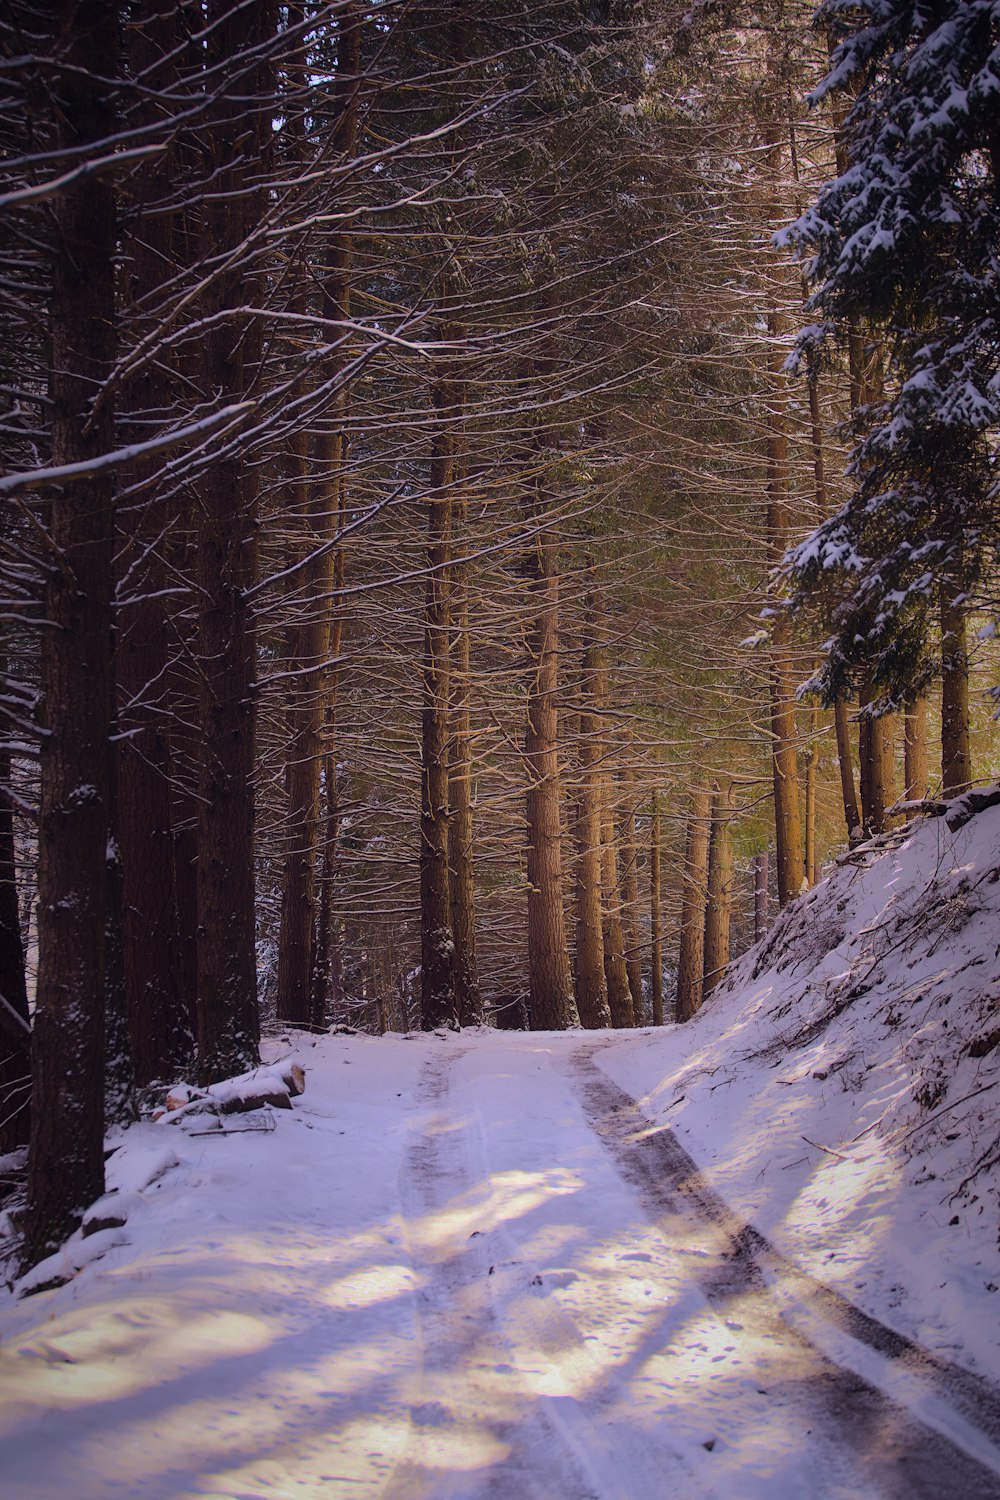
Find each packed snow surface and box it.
[2,806,1000,1497]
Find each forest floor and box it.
[3,804,1000,1498]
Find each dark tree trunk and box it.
[24,0,119,1266]
[278,9,360,1030]
[0,738,30,1153]
[116,0,193,1088]
[834,697,862,840]
[448,460,482,1027]
[420,388,456,1029]
[941,594,972,797]
[194,0,275,1084]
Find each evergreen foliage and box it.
[784,0,1000,708]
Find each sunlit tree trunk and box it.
[602,797,634,1029]
[621,768,643,1021]
[904,696,929,801]
[676,786,711,1023]
[572,605,609,1028]
[649,792,664,1026]
[524,522,575,1031]
[703,780,733,998]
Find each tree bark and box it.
[649,793,664,1027]
[703,781,733,998]
[621,769,643,1021]
[524,525,575,1031]
[602,795,634,1029]
[24,0,118,1265]
[753,850,770,941]
[941,593,972,796]
[194,0,275,1084]
[676,787,711,1023]
[904,696,929,801]
[448,458,481,1027]
[0,736,30,1153]
[858,681,894,834]
[117,5,193,1083]
[420,385,456,1029]
[834,697,862,839]
[277,7,360,1030]
[573,606,609,1028]
[766,308,804,905]
[805,707,819,885]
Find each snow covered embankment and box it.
[599,798,1000,1380]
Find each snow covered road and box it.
[2,1029,1000,1499]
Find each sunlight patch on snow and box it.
[407,1166,584,1263]
[0,1301,275,1416]
[320,1261,416,1310]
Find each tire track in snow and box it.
[573,1048,1000,1499]
[387,1044,607,1500]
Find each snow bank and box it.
[598,801,1000,1378]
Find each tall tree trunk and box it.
[117,2,193,1086]
[24,0,118,1265]
[754,850,770,941]
[858,680,894,835]
[649,793,664,1027]
[277,5,360,1030]
[807,365,861,847]
[0,736,30,1153]
[420,385,456,1029]
[602,796,634,1029]
[805,708,819,885]
[524,524,575,1030]
[766,310,804,905]
[310,430,350,1029]
[621,769,643,1021]
[194,0,275,1084]
[703,781,733,998]
[676,787,711,1023]
[573,605,609,1028]
[834,697,862,839]
[448,457,481,1027]
[904,697,929,801]
[941,592,972,796]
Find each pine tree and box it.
[785,0,1000,783]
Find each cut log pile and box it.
[154,1059,306,1128]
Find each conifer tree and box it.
[785,0,1000,789]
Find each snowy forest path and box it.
[3,1030,1000,1500]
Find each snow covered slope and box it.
[601,798,1000,1380]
